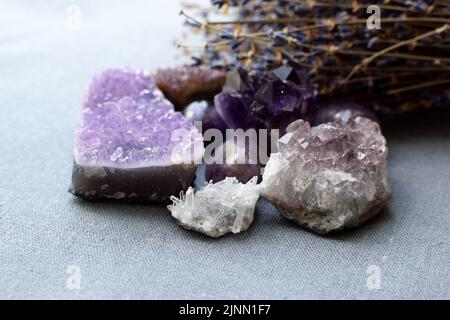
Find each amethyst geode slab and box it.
[70,69,203,202]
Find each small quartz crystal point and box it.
[70,69,204,202]
[154,65,226,109]
[168,177,260,238]
[261,117,391,234]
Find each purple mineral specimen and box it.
[70,69,204,202]
[214,67,317,135]
[261,117,391,234]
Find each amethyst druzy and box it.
[74,70,202,167]
[83,69,158,106]
[70,69,203,202]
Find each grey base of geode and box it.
[69,161,197,203]
[267,195,391,235]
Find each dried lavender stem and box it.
[338,49,450,62]
[207,16,450,26]
[344,72,417,85]
[181,0,450,112]
[387,78,450,94]
[343,24,449,83]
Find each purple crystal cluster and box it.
[261,117,391,234]
[200,67,315,183]
[75,69,202,167]
[84,69,157,106]
[214,67,317,135]
[71,69,203,202]
[203,66,380,184]
[211,67,379,134]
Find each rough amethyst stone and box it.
[70,69,204,202]
[261,117,391,234]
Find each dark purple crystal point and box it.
[70,69,203,202]
[214,68,317,135]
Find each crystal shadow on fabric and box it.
[70,69,203,202]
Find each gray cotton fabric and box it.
[0,0,449,299]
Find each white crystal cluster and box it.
[168,177,260,238]
[261,117,391,234]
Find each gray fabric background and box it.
[0,0,449,299]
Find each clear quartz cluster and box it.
[75,69,203,168]
[168,177,260,238]
[261,117,391,234]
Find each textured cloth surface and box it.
[0,1,449,299]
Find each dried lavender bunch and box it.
[180,0,450,114]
